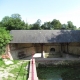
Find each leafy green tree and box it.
[41,22,53,30]
[25,23,29,30]
[0,13,77,30]
[26,24,32,30]
[51,19,62,29]
[61,24,68,29]
[1,14,26,30]
[1,16,10,29]
[30,19,41,30]
[11,14,21,19]
[0,28,12,54]
[67,21,76,30]
[0,22,3,28]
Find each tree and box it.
[41,22,53,30]
[61,24,68,29]
[78,27,80,30]
[0,13,77,30]
[67,21,76,30]
[26,24,33,30]
[1,14,26,30]
[0,28,12,54]
[11,14,21,19]
[1,16,10,29]
[25,23,29,30]
[51,19,62,29]
[30,19,41,30]
[0,22,3,28]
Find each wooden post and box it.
[67,43,68,53]
[61,43,62,52]
[60,43,63,57]
[41,43,43,58]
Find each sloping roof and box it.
[10,30,80,43]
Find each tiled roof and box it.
[10,30,80,43]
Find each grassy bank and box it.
[0,59,29,80]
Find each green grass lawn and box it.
[0,58,29,80]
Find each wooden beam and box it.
[67,43,68,53]
[61,43,62,52]
[41,43,43,58]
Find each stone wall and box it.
[68,43,80,55]
[43,43,61,53]
[10,47,34,59]
[9,43,36,59]
[36,58,80,67]
[8,43,80,59]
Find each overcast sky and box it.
[0,0,80,28]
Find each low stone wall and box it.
[36,58,80,67]
[28,59,38,80]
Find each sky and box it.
[0,0,80,28]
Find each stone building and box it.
[7,30,80,60]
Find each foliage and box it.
[0,58,5,67]
[0,13,77,30]
[62,24,68,29]
[0,28,12,54]
[67,21,76,30]
[1,14,26,30]
[30,19,42,30]
[41,22,53,30]
[51,19,62,29]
